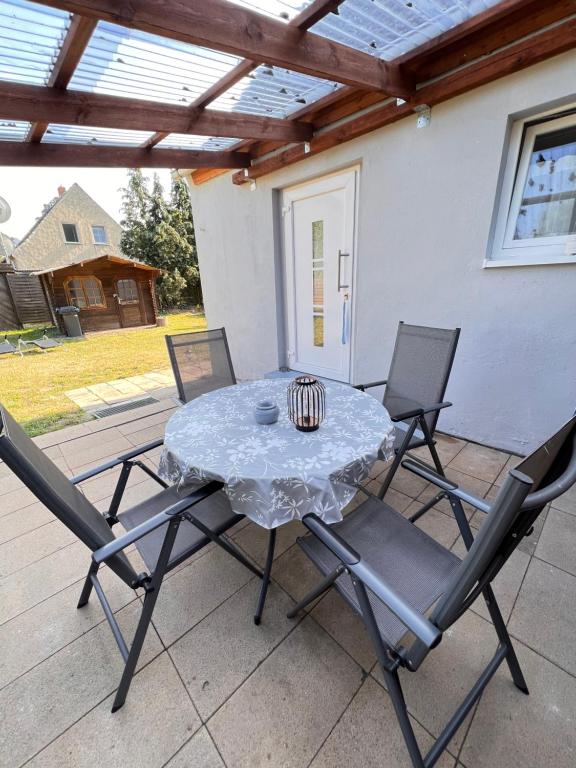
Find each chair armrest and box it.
[92,480,223,564]
[71,438,165,484]
[302,514,441,648]
[391,401,452,422]
[353,379,387,392]
[402,459,491,514]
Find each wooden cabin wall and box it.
[46,260,158,333]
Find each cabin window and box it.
[489,108,576,267]
[62,223,79,243]
[116,278,139,304]
[65,277,106,309]
[91,225,107,244]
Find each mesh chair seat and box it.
[298,496,461,648]
[118,486,240,573]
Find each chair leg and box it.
[383,667,426,768]
[286,566,343,619]
[419,417,445,477]
[378,418,419,499]
[77,562,98,608]
[112,516,181,712]
[254,529,276,626]
[482,584,529,694]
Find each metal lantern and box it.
[287,375,326,432]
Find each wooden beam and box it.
[0,143,250,168]
[32,0,413,96]
[1,82,313,142]
[190,168,230,185]
[232,16,576,184]
[145,0,345,148]
[27,14,96,143]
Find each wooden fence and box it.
[0,265,53,329]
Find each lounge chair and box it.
[19,329,62,353]
[0,335,21,357]
[289,414,576,768]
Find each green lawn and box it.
[0,312,206,436]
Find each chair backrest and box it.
[433,413,576,630]
[384,322,460,432]
[0,405,138,586]
[165,327,236,404]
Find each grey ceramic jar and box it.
[254,400,280,425]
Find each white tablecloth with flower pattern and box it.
[158,378,395,529]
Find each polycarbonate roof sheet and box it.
[0,120,30,141]
[311,0,504,61]
[228,0,312,22]
[157,134,240,152]
[69,22,243,106]
[42,124,153,146]
[0,0,70,86]
[211,64,340,118]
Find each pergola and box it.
[1,0,575,186]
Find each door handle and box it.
[337,250,350,291]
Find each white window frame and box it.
[62,223,79,244]
[91,225,107,244]
[487,108,576,268]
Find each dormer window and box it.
[62,223,79,243]
[92,225,107,244]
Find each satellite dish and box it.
[0,196,11,224]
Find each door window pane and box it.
[67,278,86,308]
[62,223,79,243]
[312,220,324,347]
[84,278,105,307]
[513,125,576,240]
[92,225,107,244]
[117,278,139,304]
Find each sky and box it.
[0,167,174,240]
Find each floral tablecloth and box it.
[158,378,395,529]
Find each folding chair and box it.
[19,329,62,353]
[165,327,236,404]
[0,335,21,357]
[355,322,460,500]
[0,403,263,712]
[289,414,576,768]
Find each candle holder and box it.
[287,375,326,432]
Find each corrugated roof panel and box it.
[69,22,242,106]
[311,0,504,60]
[0,0,70,86]
[0,119,30,140]
[157,134,240,151]
[42,124,153,146]
[227,0,312,22]
[210,64,340,118]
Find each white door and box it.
[283,169,356,382]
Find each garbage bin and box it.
[56,305,83,337]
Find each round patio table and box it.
[158,377,395,529]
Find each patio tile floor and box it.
[1,414,575,768]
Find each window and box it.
[116,278,139,304]
[62,223,79,243]
[91,225,107,244]
[65,277,106,309]
[311,220,324,347]
[490,109,576,267]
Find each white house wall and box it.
[186,50,576,455]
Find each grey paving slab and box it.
[170,579,295,720]
[0,501,52,545]
[65,435,135,471]
[310,677,456,768]
[404,502,462,549]
[0,519,76,577]
[508,558,576,676]
[409,433,468,467]
[551,478,576,516]
[0,485,37,517]
[311,588,377,670]
[535,507,576,576]
[0,600,163,768]
[272,542,329,606]
[232,519,306,566]
[0,565,136,690]
[150,545,254,646]
[0,472,23,495]
[25,654,199,768]
[208,617,362,768]
[165,728,224,768]
[448,443,509,484]
[461,640,576,768]
[389,466,430,499]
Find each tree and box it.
[119,171,201,309]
